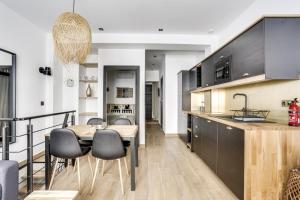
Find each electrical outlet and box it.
[281,100,292,107]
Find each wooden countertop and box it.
[68,124,138,138]
[186,110,299,131]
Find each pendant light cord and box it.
[72,0,75,13]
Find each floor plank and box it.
[31,123,237,200]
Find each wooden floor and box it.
[47,123,237,200]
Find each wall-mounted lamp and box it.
[39,67,52,76]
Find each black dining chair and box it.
[79,118,105,147]
[49,128,93,190]
[111,118,131,125]
[87,118,104,126]
[90,129,129,194]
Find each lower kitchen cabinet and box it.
[200,119,218,172]
[192,116,201,156]
[217,123,244,200]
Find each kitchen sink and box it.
[209,114,274,123]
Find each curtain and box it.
[0,71,9,138]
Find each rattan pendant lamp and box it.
[52,0,91,64]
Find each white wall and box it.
[0,2,47,161]
[107,70,136,104]
[218,0,300,48]
[164,51,205,134]
[98,49,146,144]
[145,70,159,82]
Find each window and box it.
[116,87,133,98]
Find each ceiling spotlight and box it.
[98,27,104,31]
[158,28,164,32]
[152,64,155,66]
[153,55,157,58]
[208,29,214,34]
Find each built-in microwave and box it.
[215,56,231,84]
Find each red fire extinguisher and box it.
[288,98,300,126]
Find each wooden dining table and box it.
[44,124,139,191]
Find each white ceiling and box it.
[0,0,255,34]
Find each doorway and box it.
[145,84,152,121]
[103,66,140,127]
[160,77,163,129]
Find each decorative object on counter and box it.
[86,84,92,97]
[288,98,300,126]
[107,104,135,115]
[283,169,300,200]
[66,79,74,87]
[230,109,270,122]
[52,0,91,64]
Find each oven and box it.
[215,56,231,84]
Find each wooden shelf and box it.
[82,63,98,68]
[79,97,98,100]
[79,112,98,117]
[187,128,192,132]
[191,74,267,93]
[79,80,98,83]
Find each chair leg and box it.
[101,160,106,176]
[90,158,100,193]
[117,159,124,195]
[124,157,129,176]
[73,160,77,173]
[87,155,93,175]
[76,158,81,190]
[49,158,59,190]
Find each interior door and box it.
[145,84,152,121]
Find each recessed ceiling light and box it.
[152,64,155,66]
[208,29,214,34]
[98,27,104,31]
[158,28,164,32]
[153,55,157,58]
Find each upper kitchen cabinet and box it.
[189,65,201,90]
[201,58,214,87]
[231,20,265,80]
[178,70,191,111]
[197,17,300,91]
[264,17,300,79]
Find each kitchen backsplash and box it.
[210,80,300,123]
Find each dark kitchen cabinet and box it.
[189,65,201,90]
[264,18,300,79]
[217,124,244,200]
[178,70,190,111]
[200,119,218,172]
[201,17,300,87]
[191,116,201,156]
[232,20,265,80]
[201,58,214,87]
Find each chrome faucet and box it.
[233,93,248,111]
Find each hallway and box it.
[47,123,237,200]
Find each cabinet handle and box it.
[226,126,233,130]
[242,73,249,77]
[207,120,211,123]
[219,55,224,59]
[194,135,199,138]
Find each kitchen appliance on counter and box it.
[215,56,231,84]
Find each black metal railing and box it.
[0,110,76,195]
